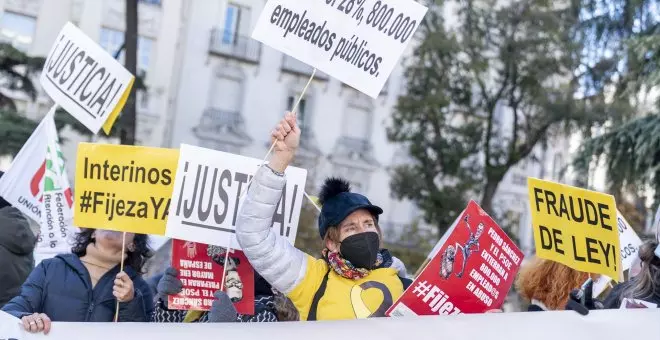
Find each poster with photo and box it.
[169,239,255,315]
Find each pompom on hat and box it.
[317,178,383,239]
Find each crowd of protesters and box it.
[1,113,658,335]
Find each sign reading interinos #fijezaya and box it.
[74,143,178,235]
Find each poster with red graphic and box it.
[168,239,255,315]
[387,200,524,316]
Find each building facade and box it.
[0,0,570,253]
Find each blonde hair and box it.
[515,256,595,310]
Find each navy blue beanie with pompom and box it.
[317,178,383,239]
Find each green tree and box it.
[0,43,44,109]
[388,0,609,233]
[0,42,46,155]
[384,220,438,275]
[575,0,660,203]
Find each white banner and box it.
[165,144,307,250]
[1,309,658,340]
[40,22,134,134]
[252,0,428,98]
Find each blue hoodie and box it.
[2,253,153,322]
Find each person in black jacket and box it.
[602,240,660,308]
[564,240,660,314]
[0,206,36,308]
[2,228,154,334]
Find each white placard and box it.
[2,309,659,340]
[617,210,643,270]
[252,0,428,98]
[165,144,307,249]
[40,22,134,134]
[592,210,644,296]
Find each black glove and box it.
[156,267,183,308]
[565,279,603,315]
[207,290,238,323]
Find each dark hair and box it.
[71,229,152,273]
[623,240,660,300]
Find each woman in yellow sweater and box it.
[236,112,410,321]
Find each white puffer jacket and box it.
[235,165,306,294]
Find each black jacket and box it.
[0,207,36,308]
[2,253,153,321]
[603,281,660,308]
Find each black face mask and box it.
[340,232,380,270]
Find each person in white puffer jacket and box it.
[236,112,411,321]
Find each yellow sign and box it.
[74,143,179,235]
[527,178,621,281]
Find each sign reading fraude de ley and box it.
[74,143,178,235]
[40,22,134,135]
[165,144,308,249]
[252,0,428,98]
[527,178,621,280]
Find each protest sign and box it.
[388,201,524,316]
[166,144,307,249]
[414,213,463,276]
[252,0,428,98]
[169,239,255,315]
[2,309,659,340]
[73,143,178,235]
[592,210,643,296]
[40,22,134,134]
[527,178,621,280]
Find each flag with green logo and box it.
[37,108,75,264]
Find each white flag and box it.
[36,109,76,263]
[0,108,77,264]
[0,113,50,222]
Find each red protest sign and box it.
[387,200,524,316]
[168,239,255,315]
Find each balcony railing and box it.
[209,28,261,64]
[198,108,245,130]
[330,136,380,169]
[281,55,328,80]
